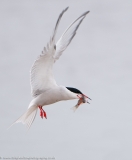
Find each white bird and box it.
[11,7,91,129]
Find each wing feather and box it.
[52,7,69,41]
[30,8,89,97]
[54,11,90,61]
[30,7,69,97]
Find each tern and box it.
[11,7,91,129]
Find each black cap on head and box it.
[66,87,82,94]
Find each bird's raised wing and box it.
[30,7,69,97]
[30,8,89,97]
[54,11,90,61]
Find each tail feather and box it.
[9,105,38,129]
[25,109,37,129]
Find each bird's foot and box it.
[38,106,47,119]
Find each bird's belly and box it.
[33,91,67,106]
[31,86,77,107]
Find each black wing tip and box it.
[65,6,69,11]
[64,8,90,15]
[83,10,90,17]
[52,6,69,41]
[62,7,69,13]
[64,7,90,13]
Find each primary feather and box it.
[54,10,90,61]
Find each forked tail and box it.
[9,105,38,129]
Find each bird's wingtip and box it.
[65,6,69,11]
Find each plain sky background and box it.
[0,0,132,160]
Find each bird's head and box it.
[66,87,91,104]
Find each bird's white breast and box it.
[30,86,78,107]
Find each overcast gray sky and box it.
[0,0,132,160]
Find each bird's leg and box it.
[38,106,47,119]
